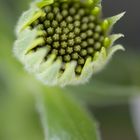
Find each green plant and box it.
[0,0,129,140]
[12,0,126,140]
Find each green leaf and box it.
[67,52,140,105]
[36,87,100,140]
[70,80,140,106]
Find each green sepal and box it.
[21,10,46,32]
[59,62,76,87]
[36,59,62,85]
[109,33,124,46]
[107,12,126,29]
[14,29,37,62]
[107,44,125,62]
[16,8,37,35]
[24,47,47,73]
[38,54,56,73]
[36,0,54,8]
[91,47,107,74]
[76,57,93,85]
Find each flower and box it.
[14,0,125,86]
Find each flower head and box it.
[14,0,125,86]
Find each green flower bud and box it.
[14,0,125,86]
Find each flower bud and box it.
[14,0,125,86]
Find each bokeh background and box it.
[0,0,140,140]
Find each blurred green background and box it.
[0,0,140,140]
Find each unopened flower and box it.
[14,0,125,86]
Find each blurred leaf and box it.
[36,87,100,140]
[67,52,140,105]
[0,89,44,140]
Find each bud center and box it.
[30,1,106,75]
